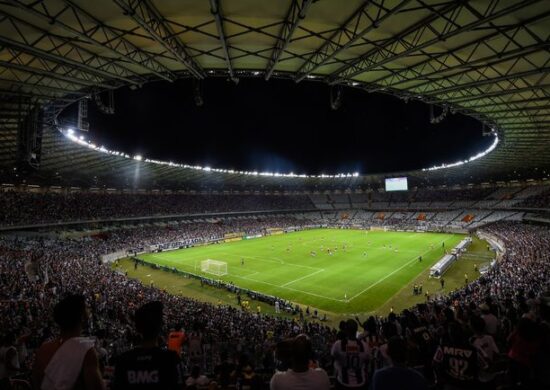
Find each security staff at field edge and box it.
[113,301,184,390]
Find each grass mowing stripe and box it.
[232,272,344,302]
[136,229,465,313]
[281,268,325,287]
[347,235,455,302]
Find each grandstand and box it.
[0,1,550,389]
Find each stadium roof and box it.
[0,0,549,189]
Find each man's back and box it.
[331,338,370,388]
[113,347,183,390]
[372,366,428,390]
[270,368,330,390]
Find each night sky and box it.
[60,77,493,175]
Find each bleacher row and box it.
[292,209,523,231]
[308,184,550,210]
[0,184,549,228]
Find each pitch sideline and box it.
[346,235,456,302]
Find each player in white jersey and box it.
[331,319,370,389]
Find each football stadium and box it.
[0,1,549,389]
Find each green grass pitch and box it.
[137,228,465,314]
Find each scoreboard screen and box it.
[385,177,408,191]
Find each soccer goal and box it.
[200,259,228,277]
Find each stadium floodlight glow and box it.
[59,127,366,179]
[423,135,499,171]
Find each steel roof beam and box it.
[0,59,114,90]
[0,35,134,86]
[0,78,87,97]
[369,9,550,90]
[447,83,550,104]
[480,105,550,115]
[209,0,236,82]
[265,0,314,80]
[0,88,73,102]
[329,0,540,84]
[326,0,465,83]
[464,96,550,109]
[5,0,175,83]
[295,0,412,82]
[382,41,549,94]
[0,9,143,86]
[113,0,205,79]
[424,67,550,97]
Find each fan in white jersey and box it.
[331,319,370,389]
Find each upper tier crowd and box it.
[1,217,549,389]
[2,185,550,227]
[0,192,315,226]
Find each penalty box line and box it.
[281,268,325,287]
[223,253,322,271]
[141,255,343,303]
[229,272,344,302]
[346,235,456,303]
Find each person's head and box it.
[470,315,486,335]
[381,321,397,340]
[275,339,293,370]
[365,316,377,334]
[338,320,347,332]
[190,365,201,379]
[134,301,163,342]
[346,319,358,339]
[516,317,539,341]
[53,294,87,334]
[479,303,490,314]
[290,334,312,371]
[447,322,467,346]
[387,336,408,365]
[1,332,15,347]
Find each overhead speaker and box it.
[330,85,343,110]
[193,79,204,107]
[17,103,43,171]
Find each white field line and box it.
[231,273,344,302]
[148,254,339,300]
[224,253,322,271]
[281,268,325,287]
[148,233,456,304]
[347,235,455,302]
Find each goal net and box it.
[200,259,228,276]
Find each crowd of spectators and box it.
[0,192,315,226]
[0,218,549,389]
[4,185,550,228]
[411,188,495,203]
[516,188,550,209]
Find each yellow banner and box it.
[224,232,244,239]
[225,237,242,243]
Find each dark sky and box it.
[60,77,493,175]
